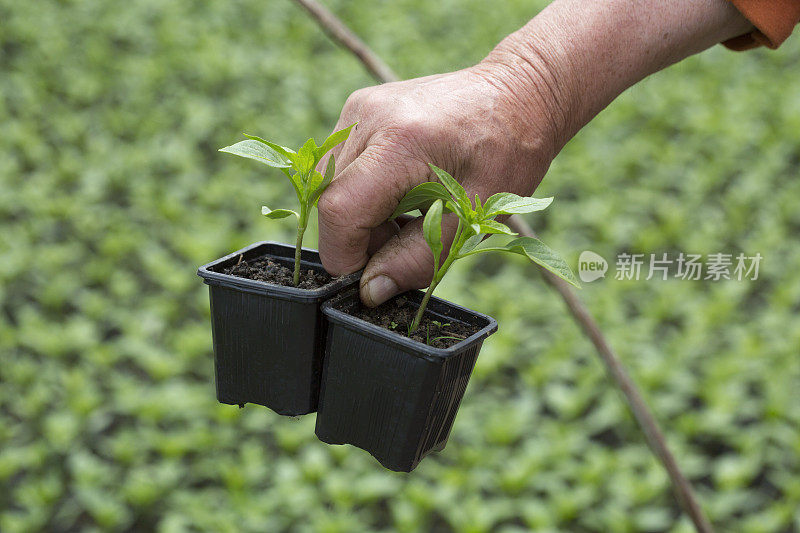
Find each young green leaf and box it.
[315,123,355,159]
[307,154,336,207]
[242,134,296,161]
[429,164,470,208]
[463,236,579,287]
[505,237,579,286]
[445,200,461,215]
[296,138,317,174]
[219,140,292,168]
[283,171,304,202]
[304,170,323,197]
[390,182,453,219]
[262,206,298,220]
[483,193,553,216]
[479,220,517,235]
[460,233,484,255]
[423,199,444,272]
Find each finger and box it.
[359,213,460,307]
[367,220,401,255]
[317,144,428,276]
[335,121,372,176]
[316,120,366,178]
[315,90,369,176]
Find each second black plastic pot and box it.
[315,289,498,472]
[196,241,360,416]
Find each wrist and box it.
[476,33,577,158]
[477,0,752,152]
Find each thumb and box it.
[359,213,460,307]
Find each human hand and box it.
[317,64,564,306]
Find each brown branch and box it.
[289,1,713,531]
[292,0,399,84]
[506,217,713,533]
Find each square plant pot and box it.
[197,241,360,416]
[315,288,498,472]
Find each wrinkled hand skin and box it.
[317,62,564,307]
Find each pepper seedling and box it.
[219,125,354,285]
[392,164,580,333]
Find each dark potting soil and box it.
[336,294,480,349]
[222,256,333,289]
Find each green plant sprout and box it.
[218,125,355,286]
[392,164,580,334]
[426,320,464,345]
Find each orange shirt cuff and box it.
[723,0,800,50]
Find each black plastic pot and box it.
[315,289,498,472]
[196,241,360,416]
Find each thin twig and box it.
[293,0,399,83]
[507,217,713,533]
[290,1,713,531]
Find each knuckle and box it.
[393,113,435,142]
[343,86,380,114]
[342,89,365,115]
[377,115,452,161]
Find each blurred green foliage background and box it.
[1,0,799,531]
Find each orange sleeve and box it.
[723,0,800,50]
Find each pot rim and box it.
[321,288,498,361]
[197,241,361,303]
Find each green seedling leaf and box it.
[460,233,484,255]
[475,194,484,218]
[304,170,323,198]
[479,220,517,235]
[390,182,453,219]
[219,140,292,168]
[429,164,470,209]
[283,171,303,202]
[423,199,444,272]
[262,206,298,220]
[464,236,579,287]
[315,123,355,159]
[307,154,336,207]
[242,134,296,161]
[483,193,553,216]
[296,138,317,175]
[445,199,461,216]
